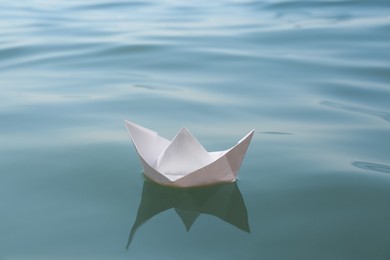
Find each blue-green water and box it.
[1,0,390,259]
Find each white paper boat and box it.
[124,120,254,187]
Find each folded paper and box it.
[125,120,254,187]
[127,180,250,248]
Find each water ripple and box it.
[321,101,390,123]
[259,132,293,135]
[68,1,152,11]
[352,161,390,174]
[263,0,390,10]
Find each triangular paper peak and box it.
[156,128,214,181]
[124,120,170,166]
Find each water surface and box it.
[1,0,390,259]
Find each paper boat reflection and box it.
[125,120,254,187]
[127,180,250,248]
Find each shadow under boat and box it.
[127,180,250,248]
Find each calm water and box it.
[1,0,390,259]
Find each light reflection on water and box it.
[0,0,390,259]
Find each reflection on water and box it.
[127,180,249,248]
[352,161,390,174]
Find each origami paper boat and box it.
[125,120,254,187]
[127,180,249,248]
